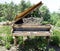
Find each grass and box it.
[0,25,13,45]
[0,25,11,35]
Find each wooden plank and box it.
[13,31,50,36]
[13,24,51,29]
[13,28,50,31]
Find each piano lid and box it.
[14,1,43,23]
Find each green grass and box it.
[0,26,13,45]
[0,26,11,35]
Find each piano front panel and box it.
[12,24,51,36]
[13,31,50,36]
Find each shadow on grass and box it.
[18,37,49,51]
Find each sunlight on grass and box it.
[0,26,12,35]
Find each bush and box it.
[5,42,11,50]
[18,37,47,51]
[53,30,60,36]
[17,37,23,44]
[8,35,13,44]
[52,30,60,46]
[50,36,60,46]
[56,20,60,27]
[6,35,14,44]
[2,35,14,45]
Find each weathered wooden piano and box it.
[12,1,51,46]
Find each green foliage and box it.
[0,36,2,40]
[0,0,52,22]
[49,48,55,51]
[5,42,11,50]
[26,0,31,8]
[0,26,11,34]
[6,35,13,44]
[40,6,51,21]
[53,30,60,37]
[0,36,3,45]
[50,36,60,46]
[50,30,60,46]
[32,8,41,17]
[0,0,60,50]
[0,0,60,23]
[0,0,31,21]
[41,21,49,25]
[56,19,60,27]
[19,37,47,51]
[17,37,23,44]
[50,12,60,25]
[19,0,27,12]
[0,26,13,45]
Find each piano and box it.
[12,1,51,45]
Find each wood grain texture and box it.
[13,31,51,36]
[13,24,51,29]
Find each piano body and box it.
[12,1,51,45]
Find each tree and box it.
[50,12,60,25]
[3,2,15,21]
[19,0,27,12]
[0,4,3,17]
[40,6,51,21]
[26,0,31,8]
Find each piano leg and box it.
[46,36,50,51]
[13,36,17,46]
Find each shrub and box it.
[2,35,14,45]
[53,30,60,36]
[7,36,13,44]
[50,36,60,46]
[55,20,60,27]
[18,37,49,51]
[53,30,60,41]
[17,37,23,44]
[6,35,14,44]
[50,29,60,46]
[5,42,11,50]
